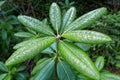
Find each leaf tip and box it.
[5,58,15,67]
[70,7,76,10]
[51,2,58,6]
[99,7,108,14]
[17,15,22,19]
[106,36,112,42]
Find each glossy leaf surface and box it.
[62,30,112,44]
[0,74,7,80]
[32,58,52,75]
[13,39,36,49]
[5,37,55,66]
[64,7,107,32]
[14,32,35,38]
[77,74,91,80]
[42,42,57,54]
[61,7,76,33]
[36,58,49,65]
[26,27,36,35]
[17,65,26,72]
[57,61,75,80]
[0,62,8,72]
[42,47,53,54]
[15,73,28,80]
[101,72,120,80]
[49,2,61,34]
[33,59,55,80]
[74,43,91,51]
[18,15,54,35]
[3,74,12,80]
[58,41,100,80]
[95,56,105,71]
[0,1,5,7]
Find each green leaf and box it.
[58,41,100,80]
[30,77,34,80]
[0,1,5,7]
[42,42,57,54]
[26,27,37,35]
[62,30,112,44]
[42,47,53,54]
[36,58,49,65]
[60,7,76,33]
[0,74,7,80]
[14,32,35,38]
[5,37,56,66]
[42,18,48,25]
[57,61,75,80]
[50,42,57,51]
[64,7,107,32]
[0,62,8,72]
[18,15,54,36]
[15,73,28,80]
[32,58,52,75]
[49,2,61,34]
[74,43,91,51]
[17,65,26,72]
[77,74,91,80]
[95,56,104,71]
[33,59,55,80]
[13,39,36,49]
[3,74,12,80]
[11,67,17,74]
[100,72,120,80]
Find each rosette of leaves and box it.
[5,2,112,80]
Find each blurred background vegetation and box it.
[0,0,120,76]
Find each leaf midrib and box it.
[62,42,95,74]
[60,61,71,80]
[36,60,54,80]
